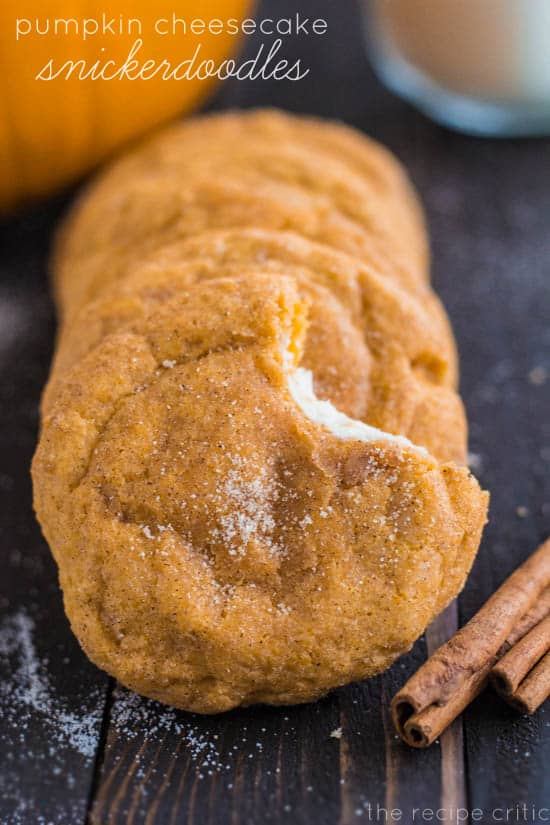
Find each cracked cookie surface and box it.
[34,276,487,711]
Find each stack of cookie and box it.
[33,110,488,712]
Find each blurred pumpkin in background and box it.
[0,0,252,212]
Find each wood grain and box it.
[0,198,111,824]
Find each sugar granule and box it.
[0,610,102,759]
[110,687,228,775]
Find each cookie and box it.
[33,275,487,712]
[53,111,429,316]
[46,228,463,462]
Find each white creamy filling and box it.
[288,366,427,455]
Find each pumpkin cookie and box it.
[46,228,463,463]
[53,110,429,316]
[33,276,487,712]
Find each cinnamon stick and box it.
[391,538,550,748]
[503,586,550,649]
[490,614,550,697]
[506,651,550,714]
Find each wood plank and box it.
[416,131,550,815]
[0,199,111,824]
[425,603,467,823]
[90,684,344,824]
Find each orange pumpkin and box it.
[0,0,252,211]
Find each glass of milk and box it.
[366,0,550,136]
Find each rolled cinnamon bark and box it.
[392,538,550,748]
[504,586,550,649]
[402,667,489,748]
[491,614,550,696]
[507,651,550,714]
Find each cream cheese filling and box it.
[288,366,427,455]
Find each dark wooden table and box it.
[1,1,549,822]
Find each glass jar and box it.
[365,0,550,136]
